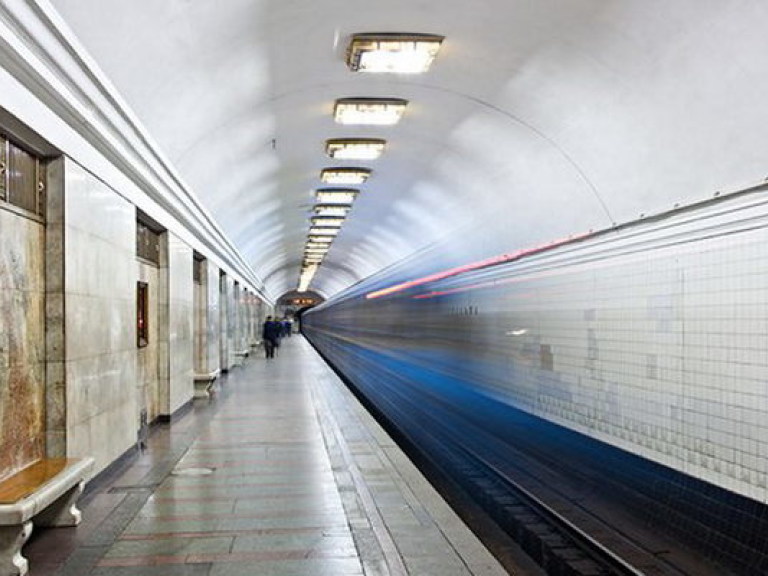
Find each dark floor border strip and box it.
[81,443,141,505]
[155,398,194,424]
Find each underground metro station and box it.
[1,2,768,575]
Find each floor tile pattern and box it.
[25,337,513,576]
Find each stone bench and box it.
[193,369,220,398]
[232,349,250,367]
[0,458,94,576]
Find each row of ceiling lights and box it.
[298,33,445,292]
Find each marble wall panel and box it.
[193,260,206,373]
[63,160,137,476]
[166,233,193,414]
[137,262,160,423]
[0,209,45,481]
[205,262,220,373]
[45,157,66,458]
[219,272,231,371]
[242,291,252,347]
[229,281,240,363]
[157,233,170,415]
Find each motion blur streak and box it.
[304,190,768,573]
[364,233,590,299]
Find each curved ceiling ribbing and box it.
[49,0,768,298]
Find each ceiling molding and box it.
[0,0,274,303]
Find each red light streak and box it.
[365,233,589,299]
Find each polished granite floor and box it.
[25,337,518,576]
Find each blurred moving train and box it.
[304,188,768,575]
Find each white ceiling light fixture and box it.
[306,242,331,250]
[298,264,319,292]
[309,226,340,236]
[305,242,330,250]
[326,138,386,160]
[320,168,371,184]
[313,204,352,217]
[334,98,408,125]
[308,235,334,244]
[311,216,345,227]
[346,33,444,74]
[316,188,360,203]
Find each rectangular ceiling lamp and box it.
[311,216,345,227]
[326,138,386,160]
[308,235,334,244]
[320,168,370,185]
[298,277,313,292]
[313,204,352,217]
[315,188,359,204]
[334,98,408,125]
[298,266,318,292]
[309,226,340,236]
[306,242,331,250]
[347,33,444,74]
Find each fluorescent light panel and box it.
[320,168,370,184]
[308,235,334,244]
[334,98,408,125]
[311,216,345,227]
[297,265,318,292]
[326,138,386,160]
[316,188,359,203]
[313,204,352,217]
[309,226,340,236]
[347,33,444,74]
[306,243,330,251]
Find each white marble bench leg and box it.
[35,481,84,527]
[0,521,32,576]
[193,380,213,399]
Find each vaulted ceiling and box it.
[48,0,768,300]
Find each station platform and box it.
[26,337,522,576]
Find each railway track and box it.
[314,337,678,576]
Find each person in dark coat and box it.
[262,316,281,359]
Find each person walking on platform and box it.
[282,317,292,337]
[262,316,281,359]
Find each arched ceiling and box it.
[48,0,768,300]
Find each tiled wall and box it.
[63,160,137,474]
[0,208,45,480]
[474,206,768,502]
